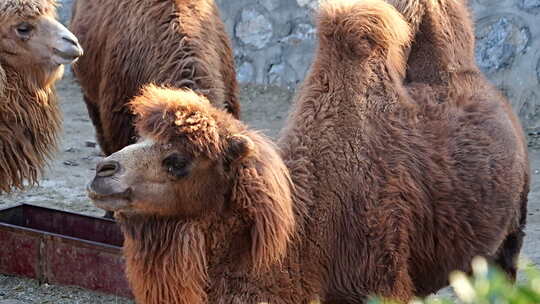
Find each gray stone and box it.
[519,91,540,130]
[266,63,298,86]
[537,57,540,84]
[518,0,540,13]
[475,0,491,5]
[498,85,515,101]
[296,0,318,10]
[280,23,316,45]
[237,61,256,83]
[56,0,74,25]
[233,47,245,60]
[235,7,274,49]
[267,63,285,85]
[259,0,280,11]
[284,48,314,83]
[475,17,530,74]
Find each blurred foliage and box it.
[369,257,540,304]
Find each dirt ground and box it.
[1,74,539,303]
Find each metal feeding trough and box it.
[0,203,132,298]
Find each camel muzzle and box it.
[50,19,84,64]
[87,159,132,211]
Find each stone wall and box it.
[57,0,540,135]
[471,0,540,137]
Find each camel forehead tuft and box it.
[174,109,218,137]
[0,0,57,19]
[131,85,223,156]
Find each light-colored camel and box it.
[0,0,83,193]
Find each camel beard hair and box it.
[120,216,208,304]
[0,64,61,193]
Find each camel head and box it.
[0,0,82,81]
[88,85,295,270]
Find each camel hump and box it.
[317,0,411,58]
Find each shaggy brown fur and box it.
[70,0,240,156]
[122,218,209,304]
[0,69,61,193]
[386,0,530,290]
[386,0,477,91]
[87,0,529,302]
[0,0,77,192]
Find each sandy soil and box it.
[0,75,539,303]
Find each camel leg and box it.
[494,181,529,281]
[83,95,107,153]
[494,230,525,281]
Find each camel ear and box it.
[230,134,295,271]
[224,134,254,167]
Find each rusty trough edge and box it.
[0,203,133,298]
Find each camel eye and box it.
[163,153,191,179]
[16,22,33,38]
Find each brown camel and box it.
[385,0,530,293]
[87,0,529,303]
[69,0,240,156]
[0,0,83,193]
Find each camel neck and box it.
[118,214,315,303]
[0,67,60,193]
[119,217,208,304]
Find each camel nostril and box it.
[96,160,120,177]
[62,35,78,47]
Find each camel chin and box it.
[87,191,132,213]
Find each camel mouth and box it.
[86,183,132,212]
[52,46,83,65]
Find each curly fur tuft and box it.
[130,85,224,157]
[318,0,411,76]
[0,0,57,19]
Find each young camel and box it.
[70,0,240,157]
[0,0,83,193]
[87,0,529,302]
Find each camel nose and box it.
[96,160,120,177]
[51,20,83,63]
[54,35,83,60]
